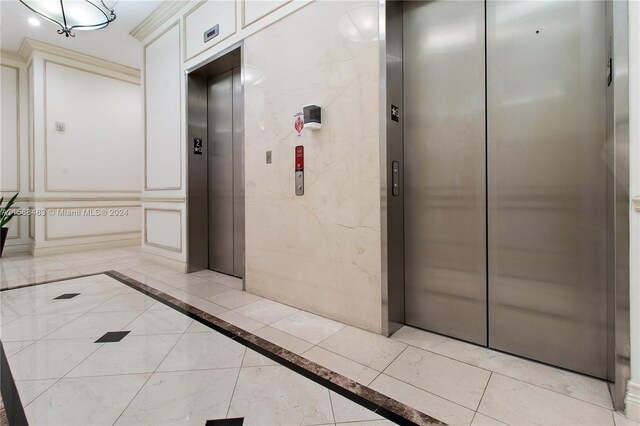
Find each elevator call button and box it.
[295,145,304,171]
[295,145,304,196]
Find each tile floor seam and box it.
[374,371,485,415]
[309,323,348,348]
[23,341,109,410]
[225,349,247,418]
[232,302,301,326]
[327,388,337,425]
[111,322,187,425]
[394,336,613,410]
[475,371,493,412]
[3,341,36,359]
[485,372,615,415]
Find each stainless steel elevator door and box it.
[207,68,244,278]
[487,1,607,378]
[403,1,487,345]
[232,67,245,278]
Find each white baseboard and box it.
[627,380,640,422]
[2,243,31,255]
[31,238,139,257]
[141,251,187,273]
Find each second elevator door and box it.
[403,0,607,378]
[208,67,244,278]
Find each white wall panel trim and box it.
[42,59,141,193]
[144,207,182,252]
[0,64,20,192]
[144,20,183,192]
[19,38,139,78]
[183,0,237,62]
[44,204,142,241]
[242,0,293,29]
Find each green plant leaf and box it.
[0,212,15,228]
[1,193,18,223]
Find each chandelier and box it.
[19,1,116,37]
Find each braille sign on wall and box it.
[391,105,400,122]
[193,138,203,155]
[204,24,219,43]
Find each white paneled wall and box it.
[1,42,143,256]
[1,52,30,254]
[44,62,141,192]
[144,24,182,191]
[140,0,383,329]
[184,1,236,61]
[1,65,19,192]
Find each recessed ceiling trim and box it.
[0,49,25,63]
[129,1,185,42]
[18,38,140,78]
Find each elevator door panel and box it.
[403,1,487,345]
[487,1,607,378]
[208,71,234,275]
[232,67,245,278]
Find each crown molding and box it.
[18,38,140,78]
[130,1,186,42]
[0,49,25,64]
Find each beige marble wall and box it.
[244,1,382,332]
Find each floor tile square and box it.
[227,366,333,425]
[157,332,245,372]
[24,374,150,425]
[66,334,181,377]
[95,330,131,343]
[271,311,345,344]
[116,369,239,426]
[384,346,490,410]
[319,326,407,371]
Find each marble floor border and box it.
[0,341,28,426]
[103,270,446,426]
[0,269,447,425]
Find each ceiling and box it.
[0,0,163,69]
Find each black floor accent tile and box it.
[205,418,244,426]
[53,293,80,300]
[95,331,130,343]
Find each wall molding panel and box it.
[42,60,142,193]
[44,205,141,241]
[144,208,183,252]
[0,64,20,192]
[144,21,183,192]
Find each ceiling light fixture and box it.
[19,0,116,38]
[28,17,40,26]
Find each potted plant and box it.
[0,193,18,258]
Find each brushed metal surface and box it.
[208,70,235,275]
[403,0,487,345]
[186,74,209,272]
[487,0,608,378]
[232,67,245,278]
[610,0,630,409]
[380,0,405,336]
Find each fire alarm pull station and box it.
[295,145,304,196]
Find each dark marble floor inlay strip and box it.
[104,270,447,426]
[205,417,244,426]
[0,341,28,426]
[53,293,80,300]
[95,331,130,343]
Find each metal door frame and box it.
[379,0,630,410]
[186,42,245,285]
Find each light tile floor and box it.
[1,246,638,426]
